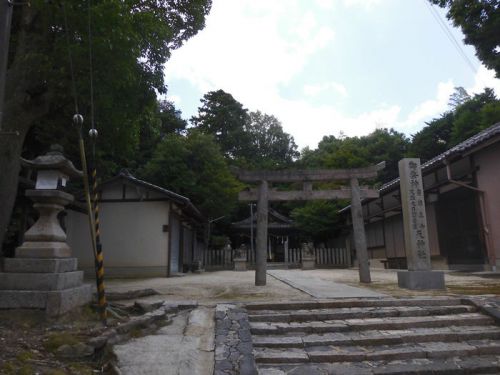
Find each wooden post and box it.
[255,180,268,286]
[349,177,371,283]
[284,236,289,265]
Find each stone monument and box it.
[397,158,445,290]
[301,242,315,270]
[0,145,92,315]
[234,244,247,272]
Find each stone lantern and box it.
[0,145,91,316]
[16,144,82,258]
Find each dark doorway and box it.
[169,214,181,274]
[436,187,485,267]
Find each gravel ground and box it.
[103,270,313,305]
[103,268,500,303]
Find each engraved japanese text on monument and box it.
[398,158,431,271]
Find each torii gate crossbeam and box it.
[234,162,384,286]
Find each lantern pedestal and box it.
[0,189,91,316]
[16,190,74,258]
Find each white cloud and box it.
[303,81,348,97]
[167,94,181,105]
[166,0,335,97]
[397,80,455,134]
[467,65,500,95]
[165,1,500,150]
[343,0,382,10]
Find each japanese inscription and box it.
[398,158,431,271]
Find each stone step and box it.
[253,325,500,348]
[250,313,493,335]
[257,355,500,374]
[248,305,476,322]
[253,339,500,364]
[246,297,464,311]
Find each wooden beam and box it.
[239,188,379,202]
[234,162,385,182]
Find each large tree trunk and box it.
[0,6,49,250]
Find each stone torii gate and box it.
[235,162,385,286]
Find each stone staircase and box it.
[245,297,500,374]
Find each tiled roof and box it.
[100,170,204,220]
[340,122,500,212]
[378,122,500,194]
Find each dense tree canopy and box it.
[1,0,212,248]
[300,128,409,182]
[190,90,252,160]
[246,111,299,168]
[139,131,242,219]
[430,0,500,77]
[409,88,500,161]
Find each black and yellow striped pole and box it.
[73,114,107,324]
[89,136,107,323]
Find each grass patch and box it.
[15,351,34,362]
[43,332,80,352]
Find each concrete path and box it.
[113,306,215,375]
[268,270,387,298]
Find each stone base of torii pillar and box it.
[0,189,91,316]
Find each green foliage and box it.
[409,88,500,162]
[408,112,453,161]
[17,0,212,178]
[299,128,409,181]
[191,90,252,160]
[246,111,299,168]
[430,0,500,77]
[291,201,343,242]
[140,131,242,218]
[158,100,188,136]
[450,88,500,144]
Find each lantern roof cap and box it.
[21,145,83,178]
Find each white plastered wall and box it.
[66,201,170,277]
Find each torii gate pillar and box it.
[235,162,384,286]
[255,180,268,286]
[350,177,371,283]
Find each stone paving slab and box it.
[253,325,500,349]
[114,307,214,375]
[267,270,387,298]
[248,305,476,322]
[250,313,493,335]
[214,304,257,375]
[245,296,464,311]
[258,355,500,374]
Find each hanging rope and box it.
[63,0,107,324]
[86,0,107,324]
[61,2,79,114]
[88,0,96,132]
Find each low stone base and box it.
[234,258,247,272]
[0,270,84,291]
[301,257,315,270]
[397,270,445,290]
[16,241,72,258]
[0,284,92,316]
[4,258,77,273]
[0,257,92,316]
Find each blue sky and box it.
[164,0,500,149]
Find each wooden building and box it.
[231,208,299,263]
[339,122,500,271]
[66,170,206,277]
